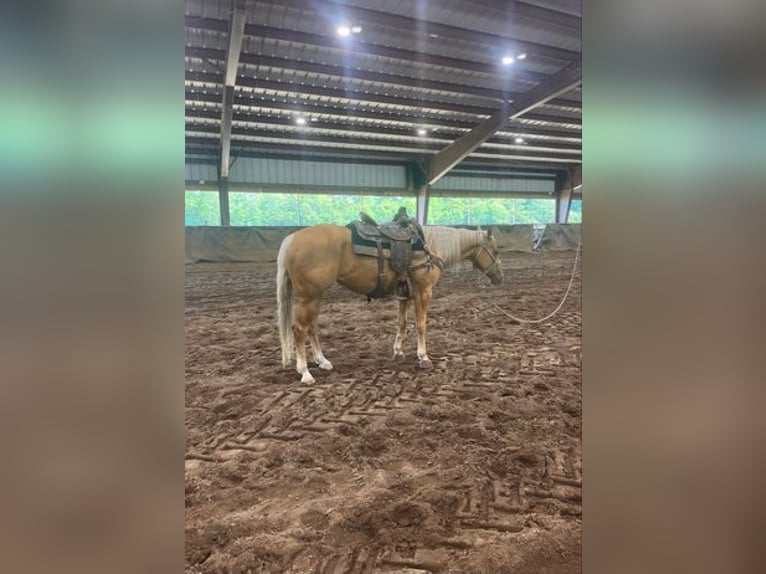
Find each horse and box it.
[276,224,504,384]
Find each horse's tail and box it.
[277,234,295,367]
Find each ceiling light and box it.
[351,25,362,34]
[514,137,524,144]
[295,117,307,125]
[502,55,514,65]
[337,25,351,37]
[429,33,439,38]
[417,128,428,136]
[310,117,318,122]
[517,53,527,60]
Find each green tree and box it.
[304,194,362,225]
[185,191,219,226]
[428,196,554,225]
[568,199,582,223]
[360,196,417,220]
[230,193,300,226]
[429,197,472,224]
[223,192,418,226]
[514,198,555,223]
[185,190,562,227]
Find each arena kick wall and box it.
[185,224,581,263]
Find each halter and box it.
[475,243,501,277]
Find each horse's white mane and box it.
[423,226,486,268]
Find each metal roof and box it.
[185,0,581,176]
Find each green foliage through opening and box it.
[185,191,571,227]
[428,196,555,225]
[569,198,582,223]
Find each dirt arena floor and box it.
[185,250,582,573]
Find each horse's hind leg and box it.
[293,297,320,384]
[393,299,408,359]
[308,319,333,371]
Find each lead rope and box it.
[483,241,582,324]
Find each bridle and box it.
[475,243,501,277]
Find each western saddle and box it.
[348,207,442,300]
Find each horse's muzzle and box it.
[488,270,504,285]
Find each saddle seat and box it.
[352,217,422,242]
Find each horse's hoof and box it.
[317,359,333,370]
[300,372,316,385]
[418,358,434,370]
[393,351,405,360]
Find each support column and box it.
[411,161,429,226]
[556,170,573,224]
[218,177,230,226]
[219,1,247,179]
[416,185,430,225]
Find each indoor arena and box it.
[185,1,582,571]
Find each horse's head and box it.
[472,228,504,285]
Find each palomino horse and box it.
[277,224,504,384]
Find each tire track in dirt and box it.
[186,252,581,573]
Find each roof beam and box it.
[471,0,581,31]
[186,68,502,116]
[238,55,506,102]
[186,17,548,86]
[572,165,582,191]
[448,169,558,180]
[187,47,513,102]
[188,136,432,162]
[190,122,444,153]
[263,0,580,63]
[427,61,582,185]
[186,145,413,165]
[189,147,409,167]
[185,70,581,130]
[219,1,247,178]
[186,86,580,141]
[190,48,580,110]
[520,112,581,127]
[187,145,566,178]
[515,1,581,28]
[187,138,571,171]
[186,108,581,153]
[243,23,547,85]
[187,123,580,163]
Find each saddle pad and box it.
[352,244,390,258]
[351,243,425,258]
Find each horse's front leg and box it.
[413,284,434,370]
[393,299,408,359]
